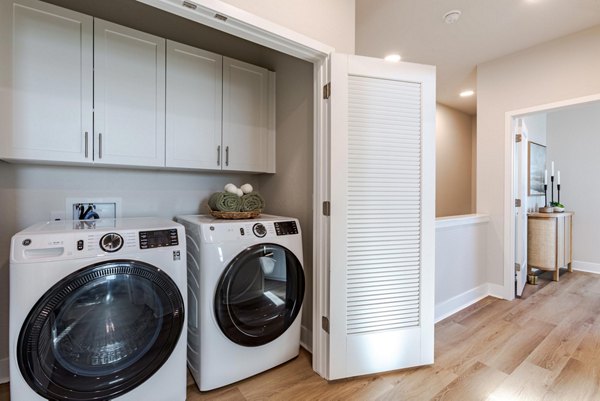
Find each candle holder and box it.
[551,175,554,204]
[557,184,561,204]
[539,184,554,213]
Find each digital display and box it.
[139,229,178,249]
[274,221,298,236]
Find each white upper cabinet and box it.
[1,0,276,173]
[94,19,166,167]
[222,57,275,173]
[166,41,222,170]
[0,0,93,163]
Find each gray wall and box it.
[523,113,548,212]
[0,0,313,375]
[547,101,600,267]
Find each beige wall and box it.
[220,0,355,54]
[0,0,314,372]
[477,25,600,288]
[436,104,474,217]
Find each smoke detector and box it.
[443,10,462,24]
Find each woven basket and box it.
[208,206,261,220]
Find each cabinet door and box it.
[0,0,93,163]
[222,57,275,173]
[166,41,222,170]
[94,19,165,167]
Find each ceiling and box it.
[356,0,600,115]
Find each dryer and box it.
[176,214,305,391]
[9,218,187,401]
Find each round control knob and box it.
[252,223,267,238]
[100,233,123,252]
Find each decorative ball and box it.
[240,183,253,194]
[224,183,238,194]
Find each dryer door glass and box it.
[215,243,305,346]
[17,260,185,401]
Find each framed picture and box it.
[528,141,546,196]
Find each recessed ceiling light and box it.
[443,10,462,24]
[384,54,401,62]
[460,90,474,97]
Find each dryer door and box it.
[215,243,305,346]
[17,259,185,401]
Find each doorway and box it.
[505,93,600,299]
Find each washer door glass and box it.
[18,260,185,401]
[215,243,305,346]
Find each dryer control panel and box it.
[274,221,298,236]
[197,218,301,243]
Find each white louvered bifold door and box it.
[327,54,435,380]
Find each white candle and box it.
[551,161,554,176]
[544,169,548,185]
[558,170,560,185]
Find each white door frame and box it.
[503,93,600,300]
[136,0,333,373]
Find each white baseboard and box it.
[0,357,8,384]
[572,260,600,274]
[435,283,504,323]
[300,324,312,353]
[487,282,506,298]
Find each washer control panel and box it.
[139,229,179,249]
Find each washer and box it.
[176,214,305,391]
[9,218,187,401]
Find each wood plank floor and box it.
[2,270,600,401]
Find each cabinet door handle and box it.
[98,133,103,159]
[217,145,221,166]
[225,146,229,167]
[84,132,89,158]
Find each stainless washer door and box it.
[18,260,184,401]
[215,243,304,347]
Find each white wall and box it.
[522,113,547,212]
[436,104,474,217]
[546,101,600,271]
[477,25,600,291]
[435,215,498,322]
[220,0,355,54]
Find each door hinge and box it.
[322,201,330,216]
[515,133,522,143]
[322,316,330,333]
[323,82,331,99]
[515,198,521,207]
[515,262,521,272]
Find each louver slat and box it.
[346,75,421,336]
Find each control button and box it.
[253,223,267,238]
[22,239,31,246]
[100,233,123,253]
[77,240,84,251]
[240,227,245,236]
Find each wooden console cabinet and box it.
[527,212,573,281]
